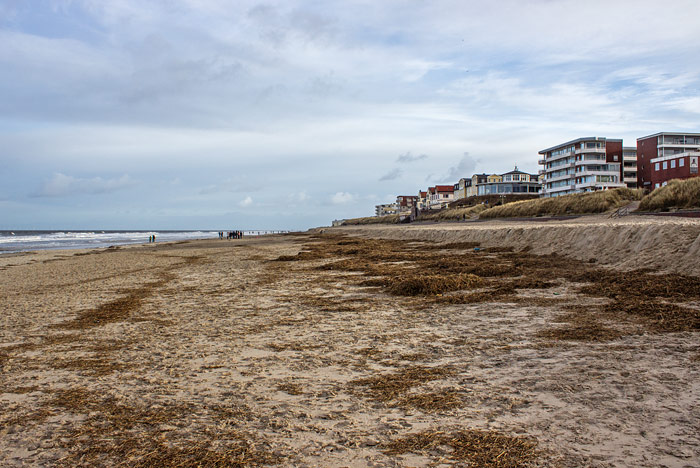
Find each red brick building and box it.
[395,195,418,211]
[637,132,700,190]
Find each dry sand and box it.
[1,217,699,467]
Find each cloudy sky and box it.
[1,0,699,230]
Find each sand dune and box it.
[331,214,700,275]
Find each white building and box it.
[539,137,625,198]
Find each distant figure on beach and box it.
[152,234,156,243]
[148,235,152,243]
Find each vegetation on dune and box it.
[341,214,401,225]
[637,177,700,211]
[418,204,487,221]
[478,187,643,219]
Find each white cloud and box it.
[34,173,135,197]
[331,192,354,204]
[239,196,253,207]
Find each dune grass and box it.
[638,177,700,211]
[340,214,402,225]
[478,187,642,219]
[418,204,487,221]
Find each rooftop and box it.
[637,132,700,141]
[538,136,608,154]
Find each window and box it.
[614,155,618,161]
[662,161,668,170]
[655,183,660,189]
[655,163,660,171]
[671,160,676,168]
[680,159,685,167]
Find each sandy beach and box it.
[1,217,699,467]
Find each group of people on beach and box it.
[148,234,156,243]
[219,231,243,240]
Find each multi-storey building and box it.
[539,137,624,198]
[428,185,455,209]
[416,191,428,210]
[468,174,489,197]
[375,203,399,217]
[396,195,418,213]
[636,132,700,190]
[477,167,541,195]
[453,178,472,200]
[622,147,638,188]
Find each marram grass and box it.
[638,177,700,211]
[479,187,642,219]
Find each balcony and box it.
[546,151,575,163]
[576,181,625,190]
[548,184,576,193]
[546,173,574,183]
[575,169,620,178]
[538,169,546,175]
[575,147,606,155]
[538,159,546,165]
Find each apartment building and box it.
[428,185,455,209]
[396,195,418,212]
[468,174,489,197]
[453,178,472,200]
[539,137,624,198]
[637,132,700,190]
[622,147,638,188]
[477,167,541,196]
[375,203,398,217]
[416,191,428,210]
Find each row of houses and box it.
[376,166,540,215]
[375,131,699,216]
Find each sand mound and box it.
[329,215,700,276]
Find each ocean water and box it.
[0,230,245,254]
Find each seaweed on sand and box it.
[383,429,541,467]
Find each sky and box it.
[1,0,699,230]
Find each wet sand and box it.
[1,222,699,467]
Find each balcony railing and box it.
[575,147,606,154]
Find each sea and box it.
[0,230,285,254]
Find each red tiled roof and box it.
[435,185,454,192]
